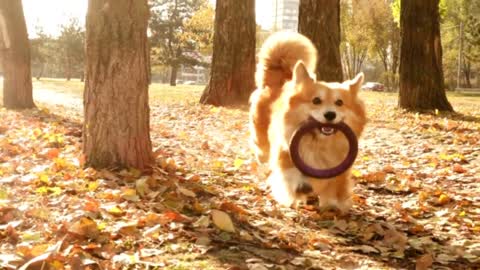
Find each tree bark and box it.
[36,62,45,80]
[65,55,72,81]
[83,0,153,171]
[463,60,471,88]
[399,0,453,111]
[199,0,256,106]
[170,65,178,86]
[298,0,343,82]
[0,0,35,109]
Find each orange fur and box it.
[249,32,367,211]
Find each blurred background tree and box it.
[30,21,85,81]
[149,0,213,86]
[58,18,85,81]
[442,0,480,89]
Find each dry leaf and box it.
[211,210,235,233]
[68,217,99,239]
[416,254,433,270]
[178,187,196,197]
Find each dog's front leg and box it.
[267,165,312,208]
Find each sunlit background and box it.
[23,0,273,37]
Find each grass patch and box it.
[0,78,478,108]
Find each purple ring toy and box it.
[289,118,358,179]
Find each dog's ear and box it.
[293,61,312,84]
[349,72,364,96]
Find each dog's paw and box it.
[295,182,313,194]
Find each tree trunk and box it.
[83,0,153,171]
[65,55,72,81]
[298,0,343,82]
[399,0,453,111]
[36,62,45,80]
[170,65,178,86]
[199,0,256,106]
[0,0,35,109]
[463,60,471,88]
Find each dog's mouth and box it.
[320,127,336,136]
[307,116,344,136]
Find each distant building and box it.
[177,53,211,85]
[273,0,299,32]
[177,65,209,85]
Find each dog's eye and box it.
[312,97,322,105]
[335,99,344,106]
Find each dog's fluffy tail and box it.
[249,32,317,163]
[255,32,317,90]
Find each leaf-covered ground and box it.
[0,80,479,269]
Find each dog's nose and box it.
[324,111,337,121]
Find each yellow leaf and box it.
[49,187,62,196]
[234,158,244,169]
[438,194,450,205]
[39,174,50,184]
[88,181,99,192]
[108,206,124,216]
[121,189,139,202]
[97,222,107,231]
[35,187,48,195]
[50,260,64,270]
[352,169,362,178]
[211,210,235,233]
[362,156,371,161]
[211,160,224,171]
[54,158,67,168]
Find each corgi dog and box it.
[249,32,367,212]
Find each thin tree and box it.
[0,0,35,109]
[199,0,256,106]
[399,0,453,111]
[83,0,153,170]
[298,0,343,81]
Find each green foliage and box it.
[149,0,214,68]
[442,0,480,88]
[392,0,448,25]
[30,19,85,80]
[30,26,51,65]
[58,18,85,79]
[391,0,400,25]
[463,2,480,62]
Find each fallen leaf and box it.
[452,163,466,173]
[350,245,379,254]
[416,254,433,270]
[178,187,196,197]
[68,217,99,239]
[193,215,210,228]
[211,210,235,233]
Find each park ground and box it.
[0,79,479,269]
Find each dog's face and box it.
[284,61,366,135]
